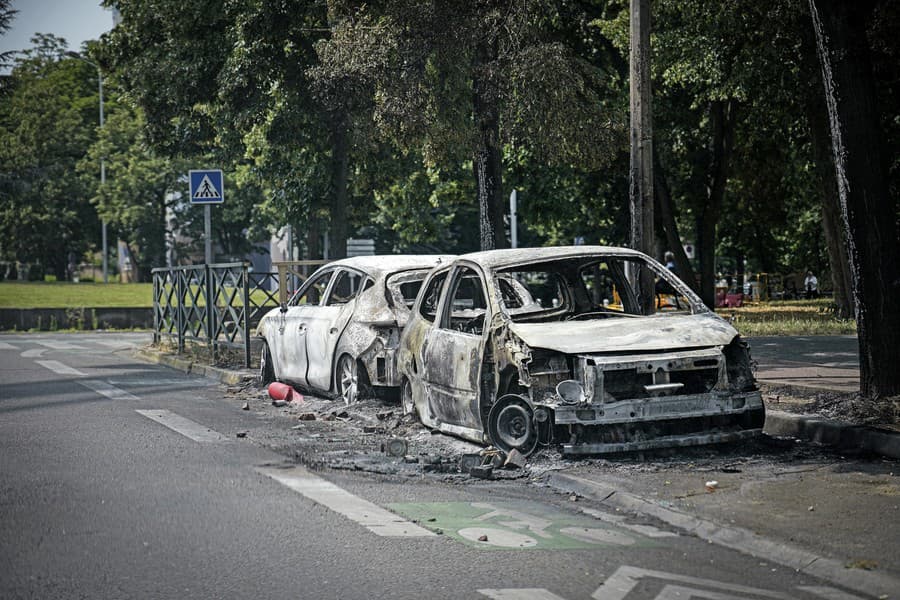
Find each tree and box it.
[313,1,622,251]
[103,0,354,260]
[0,0,17,73]
[0,35,101,279]
[809,0,900,399]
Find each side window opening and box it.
[326,270,366,306]
[418,270,449,322]
[440,267,487,335]
[292,270,333,306]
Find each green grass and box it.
[717,298,857,336]
[0,282,155,308]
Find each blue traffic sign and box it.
[189,170,224,204]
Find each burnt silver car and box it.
[258,255,450,403]
[397,246,764,455]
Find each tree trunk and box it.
[654,150,698,291]
[810,0,900,398]
[306,217,321,261]
[801,20,854,318]
[696,100,736,308]
[329,114,350,260]
[472,37,506,251]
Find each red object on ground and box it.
[268,382,302,403]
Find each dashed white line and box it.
[35,340,88,350]
[798,587,864,600]
[479,590,568,600]
[257,465,436,538]
[93,340,136,349]
[79,380,139,401]
[21,348,48,358]
[136,409,228,442]
[0,342,17,350]
[36,360,86,376]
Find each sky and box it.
[1,0,113,61]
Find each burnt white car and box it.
[397,246,764,456]
[258,255,450,403]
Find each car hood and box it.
[507,312,737,354]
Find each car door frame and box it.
[420,261,492,439]
[270,267,337,386]
[303,267,370,392]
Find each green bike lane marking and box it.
[388,500,665,550]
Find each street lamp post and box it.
[66,51,108,284]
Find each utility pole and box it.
[66,51,108,283]
[629,0,654,311]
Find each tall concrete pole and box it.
[630,0,654,310]
[66,51,108,283]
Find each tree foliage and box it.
[0,35,101,279]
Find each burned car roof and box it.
[323,255,452,278]
[456,245,645,269]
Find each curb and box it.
[546,471,900,598]
[132,348,255,386]
[764,409,900,459]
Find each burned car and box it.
[397,246,764,456]
[258,255,450,404]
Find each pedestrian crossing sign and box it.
[189,169,224,204]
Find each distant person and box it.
[656,251,681,308]
[804,270,819,299]
[664,251,676,272]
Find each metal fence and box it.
[151,261,328,368]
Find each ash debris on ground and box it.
[226,381,538,481]
[224,380,892,484]
[762,384,900,430]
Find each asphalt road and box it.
[0,333,877,599]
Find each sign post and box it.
[188,170,224,264]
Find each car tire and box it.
[336,354,359,405]
[259,341,275,386]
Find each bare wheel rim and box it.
[496,404,533,449]
[338,356,357,405]
[487,395,538,455]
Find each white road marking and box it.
[592,566,793,600]
[21,348,48,358]
[93,340,136,349]
[35,340,88,350]
[479,590,568,600]
[136,409,227,442]
[106,378,214,387]
[0,341,17,350]
[798,587,863,600]
[79,380,139,401]
[36,360,86,376]
[257,465,435,538]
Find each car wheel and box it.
[400,378,416,418]
[487,394,538,456]
[259,341,275,386]
[336,355,358,405]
